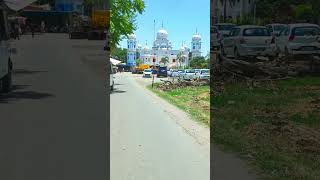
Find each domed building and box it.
[191,30,202,58]
[127,25,202,68]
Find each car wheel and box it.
[1,61,13,93]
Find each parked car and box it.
[168,69,178,77]
[157,66,167,77]
[195,69,201,75]
[266,23,288,36]
[197,69,210,80]
[220,25,276,60]
[275,23,320,58]
[143,68,152,78]
[182,69,196,80]
[214,23,236,38]
[0,7,13,93]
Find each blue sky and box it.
[119,0,210,56]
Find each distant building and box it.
[127,26,202,68]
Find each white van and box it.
[0,6,13,93]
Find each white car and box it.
[143,69,152,78]
[275,23,320,58]
[0,7,13,93]
[220,25,276,60]
[197,69,210,80]
[170,69,179,77]
[265,23,287,36]
[182,69,196,80]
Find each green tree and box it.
[136,58,143,66]
[293,4,313,22]
[160,56,169,65]
[110,0,145,50]
[190,56,208,69]
[111,47,127,63]
[177,52,185,68]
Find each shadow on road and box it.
[13,69,48,75]
[0,85,55,103]
[110,88,126,94]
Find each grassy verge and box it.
[213,76,320,179]
[147,83,210,126]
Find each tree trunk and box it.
[223,0,227,22]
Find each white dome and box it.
[157,28,168,39]
[144,45,150,50]
[128,33,136,39]
[192,33,201,41]
[137,43,142,48]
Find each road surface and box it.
[0,34,107,180]
[112,73,259,180]
[110,73,210,180]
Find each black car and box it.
[157,66,167,77]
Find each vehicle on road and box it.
[197,69,210,80]
[171,69,179,77]
[275,23,320,59]
[143,68,152,78]
[182,69,196,80]
[266,23,288,36]
[133,64,150,74]
[220,25,276,60]
[157,66,167,78]
[195,69,201,75]
[0,6,13,93]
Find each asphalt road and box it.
[110,73,210,180]
[0,34,107,180]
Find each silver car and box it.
[220,25,276,60]
[182,69,196,80]
[197,69,210,80]
[275,23,320,57]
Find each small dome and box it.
[137,44,142,48]
[157,28,168,39]
[128,33,136,39]
[144,45,150,50]
[192,33,201,41]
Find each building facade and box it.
[127,27,202,68]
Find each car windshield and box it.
[274,25,286,32]
[243,28,271,36]
[217,25,235,31]
[201,70,209,73]
[144,69,151,72]
[186,70,195,73]
[293,27,320,36]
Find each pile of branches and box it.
[156,79,209,91]
[214,54,320,82]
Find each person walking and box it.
[14,23,20,40]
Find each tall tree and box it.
[110,0,145,50]
[111,47,127,62]
[160,56,169,65]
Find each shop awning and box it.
[110,58,121,65]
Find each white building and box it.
[127,27,202,68]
